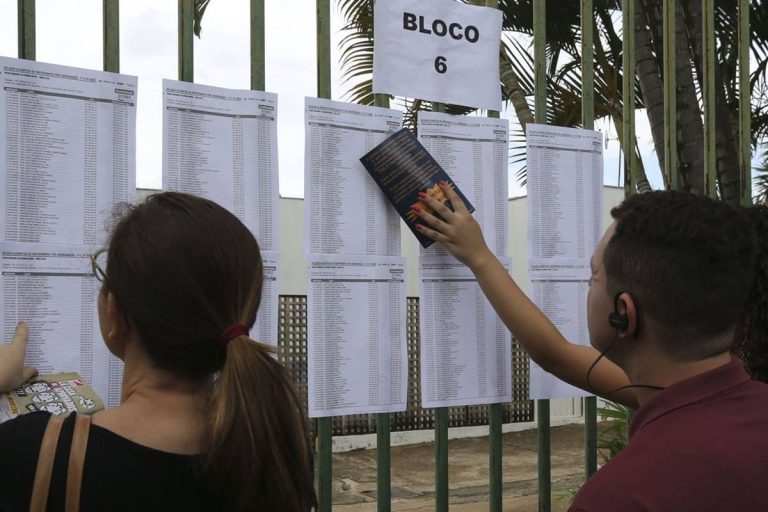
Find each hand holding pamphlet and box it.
[360,128,474,248]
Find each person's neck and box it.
[624,348,732,407]
[118,346,212,416]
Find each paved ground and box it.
[332,423,611,511]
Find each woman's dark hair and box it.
[737,205,768,383]
[103,192,316,511]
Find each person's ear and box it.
[106,292,127,342]
[615,292,638,338]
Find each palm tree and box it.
[338,0,768,202]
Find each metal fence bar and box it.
[250,0,265,91]
[484,5,503,511]
[315,0,332,509]
[429,98,449,512]
[376,412,391,511]
[663,0,678,190]
[622,0,636,198]
[533,1,551,510]
[103,0,119,73]
[738,0,750,206]
[373,38,393,507]
[17,0,35,60]
[484,5,504,508]
[702,0,716,197]
[580,0,598,480]
[178,0,194,82]
[435,406,449,511]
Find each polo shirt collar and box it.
[629,357,751,439]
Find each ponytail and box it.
[104,192,317,509]
[207,335,317,511]
[737,205,768,383]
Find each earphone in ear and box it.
[608,292,629,332]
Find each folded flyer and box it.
[0,372,105,423]
[360,128,474,248]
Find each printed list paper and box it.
[163,79,279,252]
[419,257,512,408]
[0,243,123,407]
[526,123,603,399]
[308,255,407,417]
[304,97,402,256]
[418,111,509,258]
[0,58,137,245]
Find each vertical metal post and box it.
[533,2,551,510]
[622,0,636,198]
[580,0,598,481]
[663,0,678,190]
[316,0,333,509]
[375,412,391,512]
[178,0,194,82]
[488,403,503,511]
[702,0,716,198]
[103,0,120,73]
[17,0,35,60]
[428,101,450,512]
[485,5,504,507]
[435,406,449,511]
[372,5,392,506]
[316,0,332,100]
[738,0,750,206]
[250,0,265,91]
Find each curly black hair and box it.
[735,205,768,383]
[604,191,756,360]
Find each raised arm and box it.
[413,182,637,408]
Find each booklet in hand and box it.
[360,128,475,248]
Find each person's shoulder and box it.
[0,411,53,443]
[569,449,644,511]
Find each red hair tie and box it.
[218,324,249,348]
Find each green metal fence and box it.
[11,0,752,510]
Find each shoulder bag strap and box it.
[65,413,91,512]
[30,414,66,512]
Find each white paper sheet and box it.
[529,280,591,399]
[526,124,603,399]
[0,58,137,246]
[526,124,603,264]
[162,80,279,252]
[419,256,512,408]
[308,254,407,417]
[253,251,279,347]
[304,98,403,257]
[0,242,123,407]
[373,0,503,110]
[418,111,509,257]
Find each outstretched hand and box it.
[413,181,494,270]
[0,322,38,393]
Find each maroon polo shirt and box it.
[570,358,768,512]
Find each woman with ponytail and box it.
[0,192,316,511]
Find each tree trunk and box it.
[499,54,535,131]
[635,0,668,186]
[593,18,652,194]
[682,0,741,202]
[672,0,707,195]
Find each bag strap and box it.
[30,414,66,512]
[65,413,91,512]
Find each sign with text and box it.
[373,0,502,111]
